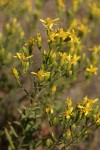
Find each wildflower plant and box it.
[4,16,100,150]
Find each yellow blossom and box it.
[66,129,71,139]
[31,70,50,81]
[96,118,100,125]
[25,0,33,13]
[72,0,79,12]
[86,98,98,107]
[59,52,69,66]
[77,23,91,36]
[20,31,25,39]
[69,30,79,44]
[65,98,72,107]
[25,38,37,47]
[48,32,58,42]
[14,53,33,62]
[51,85,56,93]
[57,28,68,41]
[71,54,80,65]
[89,45,100,53]
[57,0,65,9]
[39,18,60,30]
[65,107,73,120]
[59,52,68,60]
[45,105,54,114]
[6,23,10,32]
[88,2,100,17]
[67,54,72,63]
[69,19,79,30]
[51,52,56,59]
[77,96,98,116]
[86,64,98,75]
[12,68,19,79]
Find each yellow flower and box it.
[65,107,73,120]
[57,0,65,9]
[25,38,37,47]
[31,70,50,81]
[6,23,10,32]
[48,32,58,42]
[84,107,92,116]
[38,70,50,81]
[65,98,72,107]
[25,0,33,13]
[72,0,79,12]
[86,98,98,107]
[69,30,79,44]
[14,53,33,62]
[66,54,72,63]
[96,118,100,125]
[59,52,67,60]
[69,19,79,30]
[20,31,25,39]
[51,85,56,93]
[45,105,54,114]
[77,96,98,116]
[77,104,91,116]
[89,45,100,53]
[78,24,91,36]
[51,52,56,59]
[12,68,19,79]
[57,28,68,41]
[88,2,100,17]
[39,18,60,30]
[71,54,80,65]
[86,64,98,75]
[66,129,71,139]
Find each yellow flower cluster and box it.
[66,129,72,139]
[65,98,73,120]
[86,64,98,75]
[45,105,54,115]
[57,0,65,9]
[69,18,91,38]
[72,0,83,13]
[12,67,19,80]
[59,52,80,66]
[14,53,33,62]
[88,2,100,17]
[77,96,98,116]
[51,85,57,93]
[31,69,50,82]
[40,18,60,30]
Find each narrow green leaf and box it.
[10,126,18,138]
[5,128,15,150]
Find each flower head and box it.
[65,107,73,120]
[45,105,54,115]
[14,53,33,62]
[51,85,56,93]
[66,129,72,139]
[39,18,60,30]
[57,0,65,9]
[77,96,98,116]
[86,64,98,75]
[31,69,50,81]
[65,98,72,107]
[12,68,19,80]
